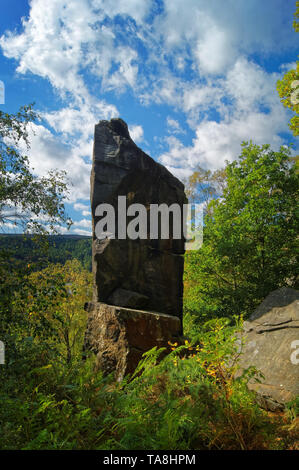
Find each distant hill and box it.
[0,234,92,271]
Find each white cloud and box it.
[195,26,236,75]
[21,123,92,203]
[52,225,69,234]
[82,210,91,217]
[129,124,144,143]
[160,105,289,175]
[92,0,151,24]
[43,102,117,140]
[0,0,296,190]
[159,56,293,175]
[32,101,120,207]
[74,203,89,211]
[105,48,139,91]
[158,0,296,72]
[72,228,92,236]
[1,222,18,232]
[1,0,91,98]
[167,117,179,129]
[279,61,297,72]
[73,203,91,217]
[73,219,91,229]
[224,58,279,114]
[166,117,185,135]
[182,82,224,122]
[0,0,152,102]
[1,0,295,104]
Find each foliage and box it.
[184,166,226,212]
[0,303,288,450]
[0,104,71,233]
[294,1,299,32]
[286,396,299,420]
[184,142,299,322]
[0,234,92,272]
[276,2,299,139]
[2,259,92,366]
[0,252,297,450]
[0,234,91,360]
[0,259,97,449]
[277,63,299,138]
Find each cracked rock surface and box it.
[237,287,299,410]
[90,118,187,319]
[84,118,186,378]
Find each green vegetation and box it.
[0,234,92,272]
[276,1,299,140]
[184,142,298,322]
[0,290,295,449]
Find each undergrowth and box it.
[1,310,297,450]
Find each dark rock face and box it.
[90,118,187,320]
[84,302,183,381]
[85,118,187,378]
[237,287,299,411]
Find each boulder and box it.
[237,287,299,411]
[83,302,183,381]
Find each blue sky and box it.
[0,0,298,235]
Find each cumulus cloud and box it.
[73,219,91,228]
[52,225,69,234]
[166,117,185,135]
[20,123,92,202]
[195,26,236,75]
[43,102,117,139]
[73,228,92,236]
[160,105,289,175]
[0,0,154,103]
[224,58,279,114]
[157,0,296,71]
[1,0,295,104]
[129,124,144,143]
[159,57,293,174]
[0,0,296,216]
[1,222,18,232]
[93,0,151,24]
[73,203,91,217]
[72,218,92,236]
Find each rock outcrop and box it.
[237,287,299,411]
[90,118,187,319]
[84,118,187,378]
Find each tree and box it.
[184,142,299,322]
[0,104,71,233]
[184,165,226,212]
[293,0,299,32]
[18,259,93,365]
[0,104,73,360]
[276,2,299,139]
